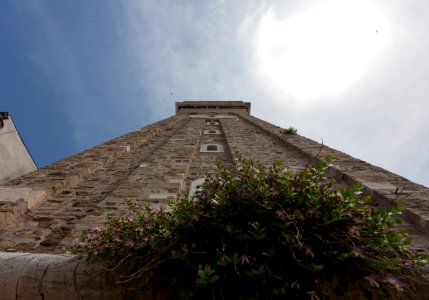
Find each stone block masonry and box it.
[1,101,429,253]
[0,252,124,299]
[238,113,429,235]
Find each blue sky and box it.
[1,0,429,187]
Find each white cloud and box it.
[253,1,429,187]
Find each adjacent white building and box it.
[0,112,37,184]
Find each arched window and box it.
[188,178,207,201]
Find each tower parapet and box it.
[175,100,251,115]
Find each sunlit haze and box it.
[256,0,390,100]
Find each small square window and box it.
[207,145,218,151]
[205,120,219,126]
[200,144,224,153]
[203,129,221,135]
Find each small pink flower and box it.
[112,235,122,242]
[91,225,102,232]
[275,209,286,219]
[404,260,413,267]
[307,290,320,300]
[352,245,364,257]
[291,280,300,289]
[348,225,360,236]
[365,274,382,288]
[197,191,208,200]
[304,246,314,258]
[240,255,250,264]
[385,276,405,292]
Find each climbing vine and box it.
[73,154,429,299]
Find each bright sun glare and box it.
[256,0,390,100]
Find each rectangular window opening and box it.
[207,145,218,151]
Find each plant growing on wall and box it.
[282,126,297,134]
[73,154,429,299]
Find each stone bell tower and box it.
[1,101,429,299]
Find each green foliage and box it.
[282,126,297,134]
[72,154,429,298]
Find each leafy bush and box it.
[72,155,429,299]
[282,127,297,134]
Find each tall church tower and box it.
[1,101,429,299]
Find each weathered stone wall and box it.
[2,109,429,253]
[0,114,236,253]
[237,113,429,235]
[0,252,125,300]
[0,115,184,251]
